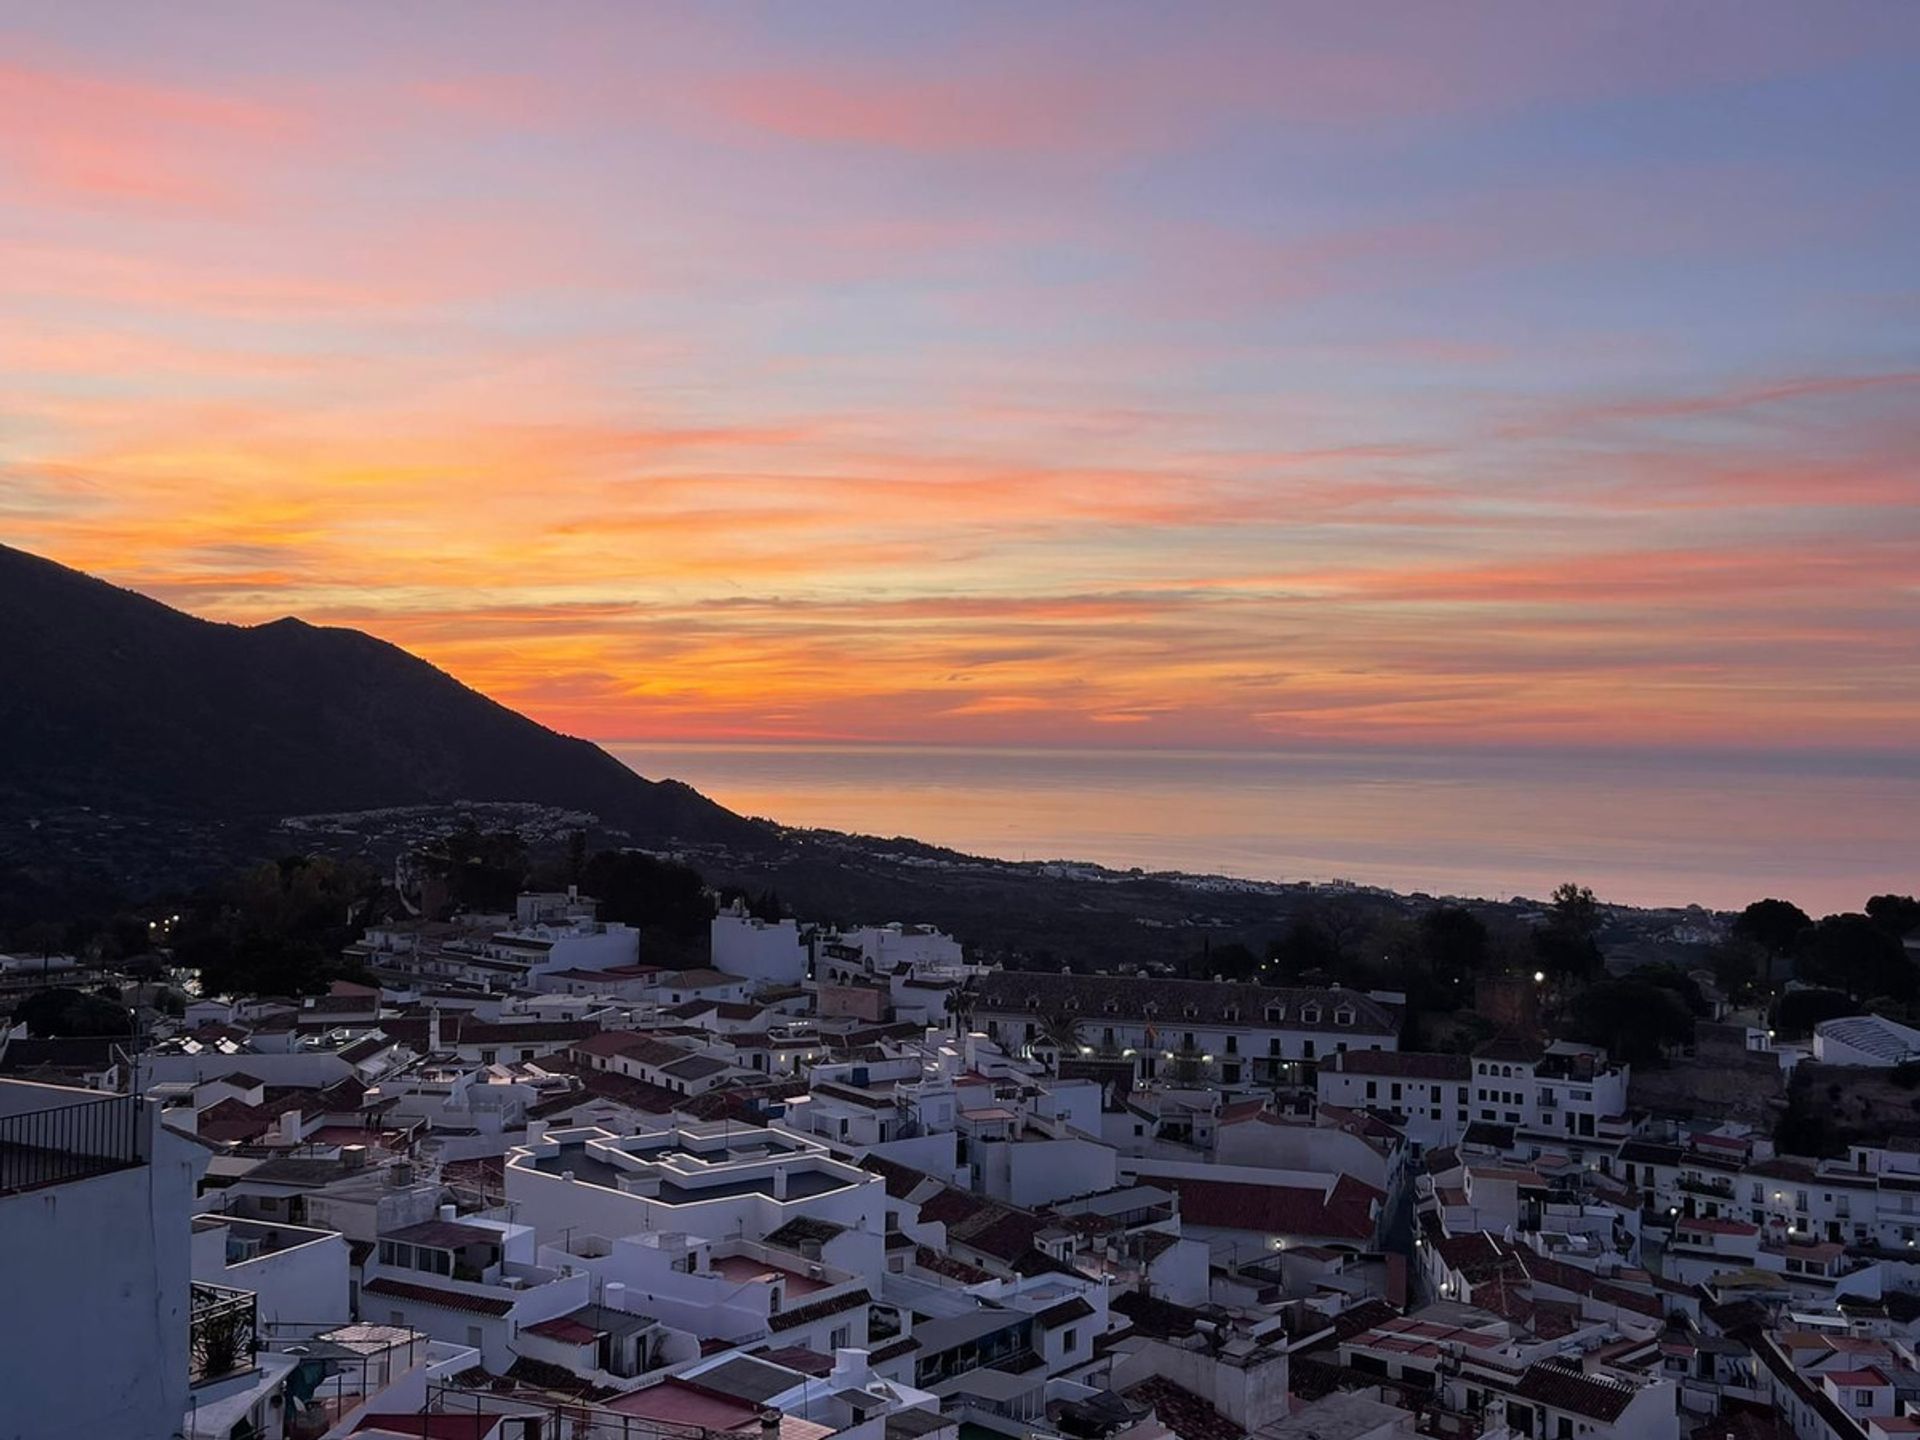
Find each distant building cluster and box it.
[6,888,1920,1440]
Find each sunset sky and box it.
[4,3,1917,754]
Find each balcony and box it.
[0,1092,142,1195]
[190,1282,259,1385]
[1677,1175,1734,1199]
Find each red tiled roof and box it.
[1123,1377,1244,1440]
[524,1314,601,1344]
[1512,1362,1639,1421]
[767,1288,871,1333]
[362,1276,512,1316]
[1161,1173,1382,1241]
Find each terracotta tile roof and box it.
[1161,1173,1382,1241]
[1473,1035,1544,1064]
[362,1276,512,1316]
[524,1314,601,1344]
[1122,1377,1244,1440]
[1035,1297,1097,1329]
[767,1288,870,1333]
[973,973,1399,1034]
[1512,1361,1640,1421]
[861,1154,935,1200]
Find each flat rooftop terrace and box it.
[529,1140,856,1204]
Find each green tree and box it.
[172,855,376,997]
[1707,939,1763,1004]
[1534,883,1604,982]
[584,850,714,940]
[16,987,129,1038]
[1866,894,1920,939]
[1796,914,1913,1000]
[1566,977,1693,1063]
[1419,906,1489,982]
[1196,940,1261,981]
[1733,898,1813,986]
[1772,987,1857,1040]
[1265,918,1340,981]
[1549,883,1601,939]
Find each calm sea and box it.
[605,742,1919,916]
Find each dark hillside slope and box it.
[0,543,756,843]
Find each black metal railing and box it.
[0,1094,142,1194]
[190,1283,259,1384]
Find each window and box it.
[1391,1083,1402,1101]
[1183,1033,1196,1051]
[1301,1006,1321,1024]
[1265,1004,1284,1023]
[1334,1007,1354,1026]
[467,1326,484,1350]
[1062,1327,1079,1352]
[1366,1082,1378,1100]
[1268,1039,1281,1056]
[1225,1035,1238,1055]
[1303,1040,1316,1059]
[830,1325,851,1349]
[1222,1005,1239,1022]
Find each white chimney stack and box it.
[429,1006,443,1054]
[605,1281,627,1312]
[278,1109,303,1144]
[831,1349,869,1389]
[773,1166,789,1201]
[440,1203,457,1222]
[526,1119,548,1145]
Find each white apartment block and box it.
[971,974,1401,1090]
[1316,1050,1473,1149]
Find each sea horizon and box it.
[607,740,1920,919]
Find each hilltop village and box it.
[6,871,1920,1440]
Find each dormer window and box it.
[1026,994,1041,1009]
[1223,1005,1239,1022]
[1104,999,1120,1014]
[1266,1004,1284,1024]
[1183,1003,1199,1019]
[1335,1007,1355,1026]
[1064,998,1080,1011]
[1301,1006,1321,1024]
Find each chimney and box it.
[340,1144,367,1171]
[773,1166,789,1201]
[429,1007,443,1054]
[440,1203,457,1223]
[526,1119,548,1145]
[605,1281,627,1312]
[831,1349,869,1389]
[759,1413,781,1440]
[278,1109,304,1144]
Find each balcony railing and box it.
[0,1094,142,1195]
[190,1282,259,1385]
[1677,1175,1734,1198]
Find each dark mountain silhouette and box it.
[0,543,760,844]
